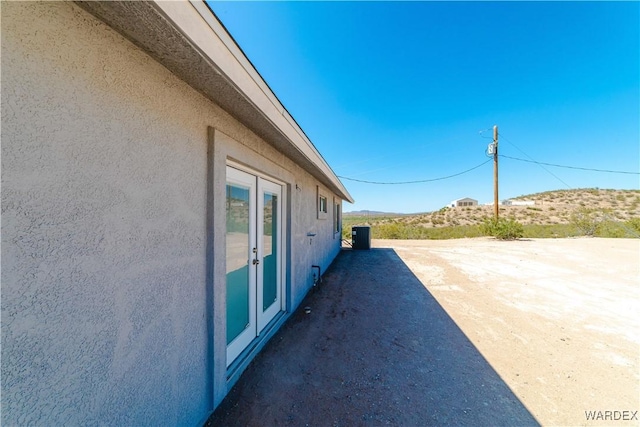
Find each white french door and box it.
[225,166,283,366]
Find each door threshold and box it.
[226,310,287,383]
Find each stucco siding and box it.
[2,2,344,425]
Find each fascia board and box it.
[154,1,354,203]
[75,0,353,203]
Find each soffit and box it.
[75,0,353,203]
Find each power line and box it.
[499,134,573,189]
[499,154,640,175]
[498,133,639,237]
[337,132,637,185]
[338,159,491,185]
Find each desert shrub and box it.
[595,221,628,238]
[374,223,410,239]
[626,217,640,233]
[570,207,605,236]
[423,225,484,239]
[522,223,575,238]
[362,223,487,240]
[591,218,640,238]
[480,217,524,240]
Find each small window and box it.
[319,196,327,213]
[333,199,341,234]
[317,186,328,219]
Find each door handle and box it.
[253,259,260,265]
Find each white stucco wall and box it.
[2,2,344,425]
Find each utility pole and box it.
[493,125,499,220]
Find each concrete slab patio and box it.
[207,237,639,426]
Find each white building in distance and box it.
[449,197,479,208]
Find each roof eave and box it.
[75,0,354,203]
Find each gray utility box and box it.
[351,226,371,250]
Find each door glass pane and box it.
[262,193,278,311]
[226,184,250,344]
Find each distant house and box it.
[502,199,535,206]
[2,2,353,425]
[449,197,478,208]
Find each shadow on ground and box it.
[206,248,539,426]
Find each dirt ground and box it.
[207,237,639,426]
[383,237,639,426]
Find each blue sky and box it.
[209,1,639,213]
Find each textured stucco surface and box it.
[2,2,343,425]
[75,0,352,203]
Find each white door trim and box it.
[225,165,287,367]
[225,167,257,365]
[256,177,283,333]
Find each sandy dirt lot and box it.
[209,237,639,426]
[383,237,639,426]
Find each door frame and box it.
[256,177,283,333]
[225,163,287,367]
[225,167,257,365]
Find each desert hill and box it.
[343,189,639,238]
